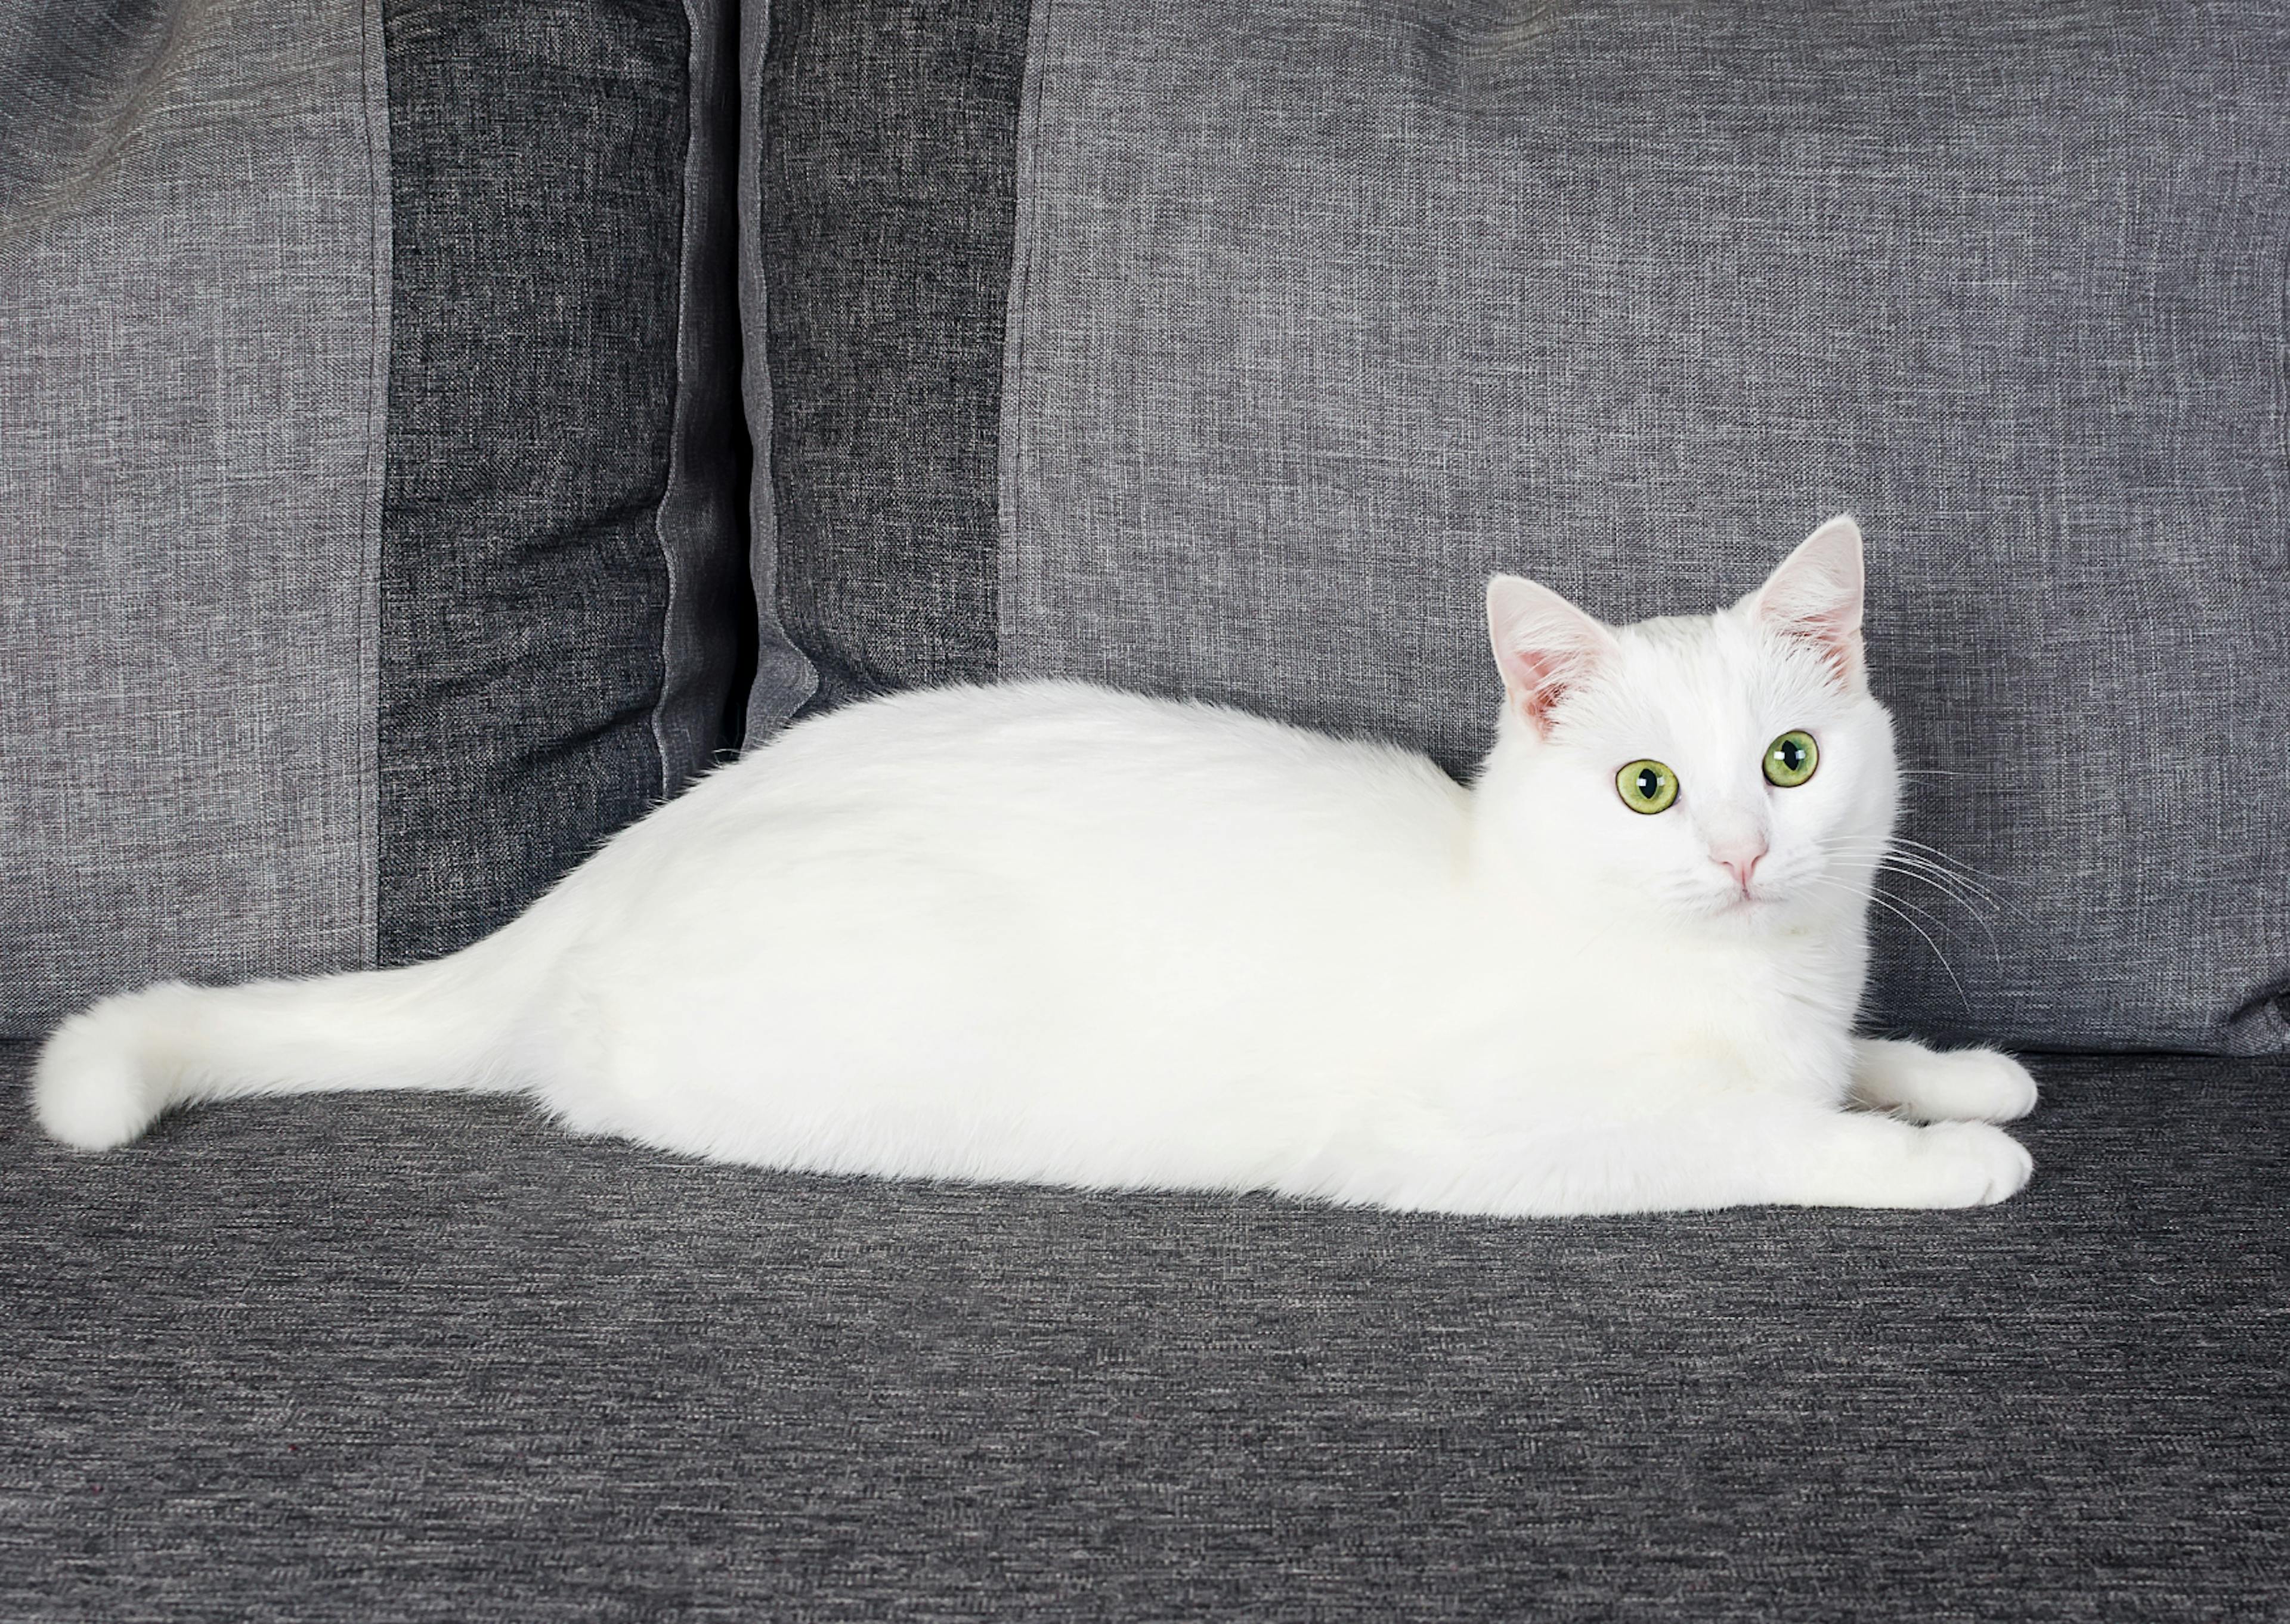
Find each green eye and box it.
[1764,730,1819,788]
[1616,760,1679,815]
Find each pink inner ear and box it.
[1752,518,1866,684]
[1762,595,1862,683]
[1500,644,1586,730]
[1487,575,1616,734]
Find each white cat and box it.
[33,516,2036,1214]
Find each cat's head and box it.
[1477,516,1898,927]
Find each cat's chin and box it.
[1685,888,1807,929]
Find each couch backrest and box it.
[753,0,2290,1053]
[0,0,799,1037]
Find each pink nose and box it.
[1713,847,1766,893]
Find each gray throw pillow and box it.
[747,0,2290,1054]
[0,0,804,1037]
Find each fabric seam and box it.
[650,0,707,796]
[738,0,820,746]
[995,0,1056,674]
[358,0,391,970]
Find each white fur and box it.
[33,517,2037,1214]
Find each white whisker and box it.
[1798,873,1975,1009]
[1821,836,2031,925]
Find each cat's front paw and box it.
[1903,1120,2034,1207]
[1851,1039,2039,1124]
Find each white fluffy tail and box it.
[32,945,533,1151]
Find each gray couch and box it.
[6,1049,2284,1619]
[4,1,2283,1617]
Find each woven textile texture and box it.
[736,0,2290,1052]
[378,0,755,965]
[0,0,388,1039]
[1,0,767,1030]
[2,1043,2282,1620]
[998,0,2290,1054]
[746,0,1028,720]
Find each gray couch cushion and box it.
[746,0,1026,722]
[3,1045,2282,1619]
[377,0,772,965]
[0,0,387,1040]
[0,0,799,1035]
[751,0,2290,1054]
[1007,1,2290,1056]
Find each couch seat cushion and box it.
[2,1046,2281,1620]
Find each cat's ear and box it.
[1746,515,1865,687]
[1487,575,1620,736]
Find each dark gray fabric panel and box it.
[378,0,750,965]
[748,0,1028,717]
[656,0,782,774]
[1002,0,2290,1054]
[734,0,825,743]
[0,0,387,1037]
[1,1044,2282,1620]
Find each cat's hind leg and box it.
[1849,1037,2039,1124]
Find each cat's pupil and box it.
[1636,768,1659,798]
[1777,741,1800,770]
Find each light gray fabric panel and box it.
[1002,0,2290,1053]
[0,0,386,1037]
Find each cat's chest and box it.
[1445,928,1856,1102]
